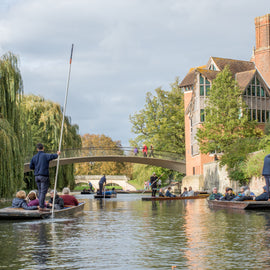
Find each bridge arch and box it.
[24,156,186,173]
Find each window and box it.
[252,85,256,96]
[261,87,265,97]
[262,110,266,122]
[200,75,204,84]
[257,110,261,122]
[193,167,195,175]
[200,85,204,96]
[257,86,260,96]
[267,111,270,121]
[253,109,256,120]
[247,86,251,96]
[205,79,210,85]
[200,109,205,122]
[248,109,252,121]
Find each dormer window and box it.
[209,64,216,71]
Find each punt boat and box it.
[207,199,270,210]
[0,202,85,220]
[94,194,117,199]
[141,194,209,201]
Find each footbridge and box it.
[24,147,186,173]
[75,175,136,191]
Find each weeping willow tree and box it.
[0,52,26,198]
[22,95,82,190]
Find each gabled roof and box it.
[235,69,256,91]
[197,68,219,81]
[179,69,196,87]
[211,57,255,75]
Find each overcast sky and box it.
[0,1,269,146]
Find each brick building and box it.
[180,14,270,177]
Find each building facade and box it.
[180,14,270,176]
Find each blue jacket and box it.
[99,176,106,185]
[30,151,58,176]
[262,154,270,175]
[12,198,38,210]
[255,192,269,201]
[165,190,176,197]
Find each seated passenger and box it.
[245,186,255,197]
[209,187,223,200]
[27,190,40,207]
[234,189,253,201]
[181,187,188,197]
[254,186,269,201]
[111,188,117,194]
[232,186,246,201]
[12,190,38,210]
[165,187,176,197]
[187,186,194,196]
[60,187,79,206]
[47,190,64,210]
[221,188,235,201]
[159,188,165,197]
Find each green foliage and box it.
[22,94,82,191]
[129,77,185,155]
[196,66,260,155]
[0,53,26,198]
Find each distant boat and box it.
[94,193,117,199]
[0,202,85,220]
[141,194,209,201]
[80,190,94,194]
[207,199,270,210]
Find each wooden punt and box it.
[207,199,270,210]
[80,191,94,195]
[141,194,209,201]
[0,202,85,220]
[94,194,117,199]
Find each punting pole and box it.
[52,44,74,218]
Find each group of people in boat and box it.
[12,187,79,211]
[209,185,269,201]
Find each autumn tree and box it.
[75,134,132,176]
[129,78,185,155]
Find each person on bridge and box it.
[149,144,154,157]
[61,187,79,206]
[98,175,106,195]
[142,144,148,157]
[134,147,139,156]
[150,172,158,197]
[29,143,60,212]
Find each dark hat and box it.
[227,188,233,191]
[263,185,267,190]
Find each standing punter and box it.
[98,175,106,195]
[30,143,60,211]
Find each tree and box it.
[22,95,82,190]
[0,53,26,197]
[196,66,263,182]
[75,134,132,176]
[196,66,261,154]
[129,78,185,155]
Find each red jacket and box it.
[60,194,79,206]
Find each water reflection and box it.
[1,195,270,269]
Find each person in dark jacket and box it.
[47,190,64,210]
[209,187,223,200]
[255,186,269,201]
[98,175,106,195]
[12,190,38,210]
[29,143,60,211]
[165,187,176,197]
[221,188,236,201]
[150,172,158,197]
[262,154,270,198]
[181,187,188,197]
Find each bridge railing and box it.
[24,147,185,163]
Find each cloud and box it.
[0,0,269,145]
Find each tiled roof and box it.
[196,68,219,81]
[179,69,196,87]
[235,70,256,91]
[211,57,255,75]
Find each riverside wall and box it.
[182,161,265,195]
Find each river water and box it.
[0,194,270,269]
